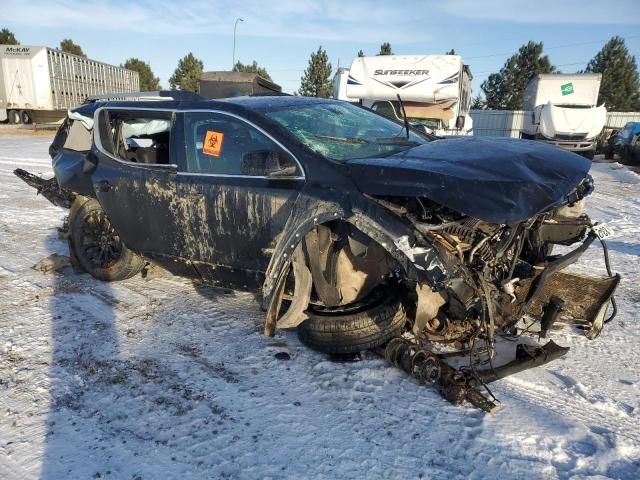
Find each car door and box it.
[90,107,192,267]
[176,110,304,286]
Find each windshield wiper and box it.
[397,94,410,139]
[311,134,370,144]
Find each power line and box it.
[472,52,640,75]
[465,34,640,60]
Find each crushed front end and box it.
[372,175,619,411]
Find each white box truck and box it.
[0,45,139,124]
[340,54,473,135]
[521,73,606,159]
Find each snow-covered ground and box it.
[1,134,639,480]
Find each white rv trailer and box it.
[520,73,606,158]
[332,67,358,103]
[0,45,139,124]
[343,55,473,135]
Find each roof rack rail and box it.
[85,90,204,103]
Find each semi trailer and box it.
[340,54,473,136]
[520,73,606,159]
[0,45,139,124]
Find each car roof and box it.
[222,95,339,110]
[72,95,342,117]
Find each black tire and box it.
[69,198,144,281]
[604,147,614,160]
[581,149,595,161]
[8,109,21,124]
[621,147,633,165]
[19,110,32,124]
[297,286,407,354]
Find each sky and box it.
[2,0,640,95]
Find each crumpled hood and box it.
[346,137,592,224]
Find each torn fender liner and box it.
[275,246,312,330]
[347,137,592,224]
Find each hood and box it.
[346,137,592,224]
[538,103,607,140]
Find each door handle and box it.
[99,180,112,192]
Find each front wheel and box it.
[581,149,595,161]
[69,198,144,281]
[604,146,614,160]
[297,285,407,354]
[8,109,21,124]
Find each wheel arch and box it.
[261,193,447,335]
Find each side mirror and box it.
[455,115,465,129]
[241,150,282,176]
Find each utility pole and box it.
[232,18,244,70]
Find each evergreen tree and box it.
[122,58,161,91]
[60,39,85,57]
[481,41,555,110]
[169,53,204,92]
[471,93,486,110]
[233,60,272,81]
[357,49,365,58]
[378,42,392,55]
[0,28,19,45]
[446,49,456,55]
[585,36,640,111]
[298,46,333,98]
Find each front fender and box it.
[260,189,447,311]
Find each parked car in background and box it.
[604,121,640,163]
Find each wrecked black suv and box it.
[17,94,619,411]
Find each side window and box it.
[97,109,174,165]
[184,112,300,177]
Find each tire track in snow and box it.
[502,377,640,445]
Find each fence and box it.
[469,110,640,137]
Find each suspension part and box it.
[383,338,497,412]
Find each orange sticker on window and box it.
[203,130,224,157]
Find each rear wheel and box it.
[69,198,144,281]
[297,285,407,354]
[19,110,32,124]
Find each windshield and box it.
[265,102,427,161]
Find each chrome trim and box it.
[92,106,306,179]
